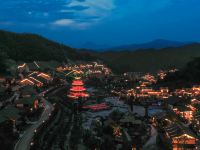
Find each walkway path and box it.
[14,99,54,150]
[143,125,158,149]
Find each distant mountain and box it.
[109,39,194,51]
[0,30,95,62]
[80,42,111,50]
[88,43,200,73]
[1,29,200,74]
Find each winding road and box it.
[14,98,54,150]
[143,125,158,149]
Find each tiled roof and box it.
[165,123,197,139]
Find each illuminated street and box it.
[14,99,53,150]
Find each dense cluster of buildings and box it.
[0,61,59,149]
[2,59,200,150]
[56,61,111,77]
[163,88,200,144]
[104,69,200,149]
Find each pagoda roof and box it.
[29,77,43,85]
[72,80,84,86]
[70,86,86,92]
[68,77,89,99]
[68,92,89,99]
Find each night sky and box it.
[0,0,200,48]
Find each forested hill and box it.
[0,30,94,62]
[88,43,200,73]
[156,57,200,89]
[1,30,200,74]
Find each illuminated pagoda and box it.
[68,77,89,100]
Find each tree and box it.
[0,51,8,74]
[109,110,124,122]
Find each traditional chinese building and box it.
[20,72,52,87]
[82,102,110,111]
[173,106,194,121]
[68,77,89,100]
[164,123,198,150]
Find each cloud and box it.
[51,0,116,29]
[53,19,74,26]
[52,18,90,29]
[0,0,116,29]
[67,0,115,16]
[67,5,89,11]
[68,0,115,10]
[0,0,178,30]
[56,0,171,29]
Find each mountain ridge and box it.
[86,43,200,73]
[0,30,95,62]
[79,39,196,51]
[1,29,200,73]
[108,39,195,51]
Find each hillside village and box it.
[0,57,200,150]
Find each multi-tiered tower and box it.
[68,77,89,100]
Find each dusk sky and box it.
[0,0,200,48]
